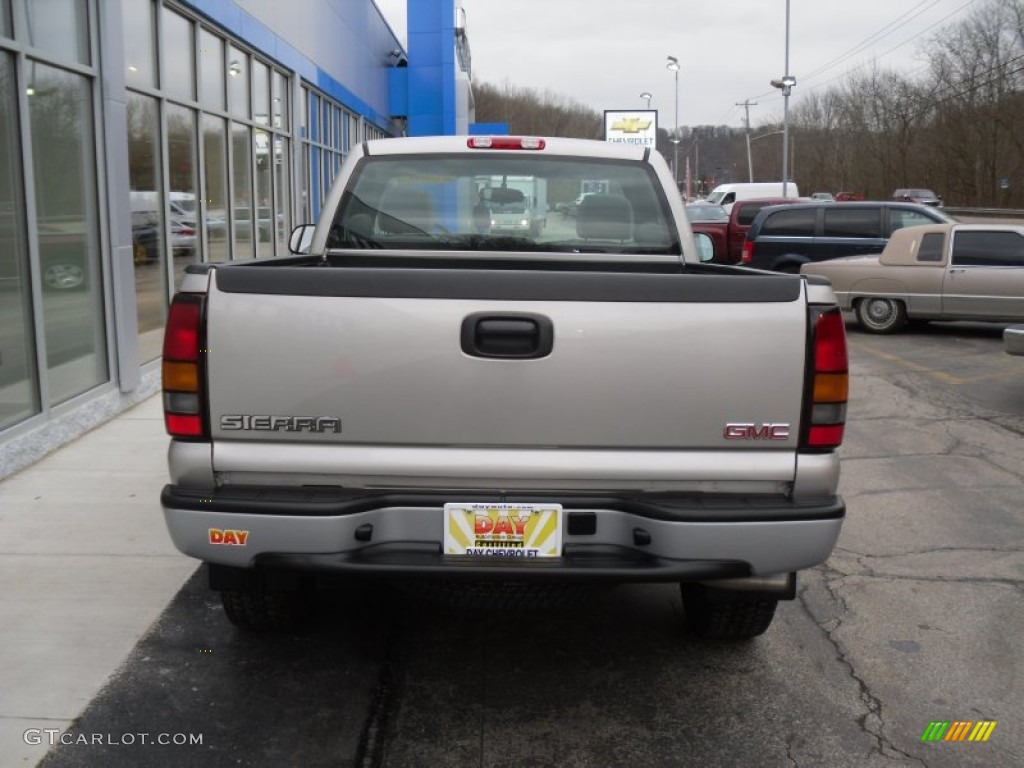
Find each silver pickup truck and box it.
[160,135,849,640]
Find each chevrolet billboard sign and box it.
[604,109,658,147]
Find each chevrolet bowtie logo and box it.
[611,118,652,133]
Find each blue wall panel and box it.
[407,0,456,136]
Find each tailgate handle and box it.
[461,312,554,359]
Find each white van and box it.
[705,182,800,213]
[130,190,196,221]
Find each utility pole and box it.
[736,100,757,183]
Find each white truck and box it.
[160,135,849,640]
[477,175,547,236]
[705,182,801,213]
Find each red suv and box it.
[892,188,942,207]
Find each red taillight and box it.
[162,293,207,440]
[804,308,848,451]
[163,299,201,360]
[165,413,204,437]
[814,308,848,372]
[467,136,546,150]
[741,239,753,264]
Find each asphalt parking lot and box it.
[4,319,1023,768]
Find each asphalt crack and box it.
[354,617,408,768]
[798,563,928,766]
[829,546,1024,592]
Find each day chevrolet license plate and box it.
[444,503,563,559]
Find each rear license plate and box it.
[443,503,563,558]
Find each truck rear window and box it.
[326,154,680,255]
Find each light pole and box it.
[640,91,652,109]
[749,130,784,180]
[769,0,795,196]
[666,55,679,192]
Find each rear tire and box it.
[856,297,907,334]
[681,584,778,640]
[220,586,311,631]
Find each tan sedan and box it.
[801,223,1024,333]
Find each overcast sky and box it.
[373,0,978,129]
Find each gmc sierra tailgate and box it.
[201,264,811,489]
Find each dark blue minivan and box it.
[741,201,955,272]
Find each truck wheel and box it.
[680,584,778,640]
[856,297,907,334]
[220,586,310,631]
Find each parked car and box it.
[834,191,864,202]
[207,206,276,241]
[801,222,1024,333]
[704,181,801,213]
[690,197,810,264]
[129,191,197,257]
[684,202,729,222]
[131,211,160,263]
[741,201,956,272]
[892,188,943,207]
[810,192,835,202]
[37,218,93,291]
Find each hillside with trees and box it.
[473,0,1024,208]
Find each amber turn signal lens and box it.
[162,361,198,392]
[814,372,848,403]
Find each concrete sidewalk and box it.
[0,395,197,767]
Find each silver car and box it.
[802,223,1024,333]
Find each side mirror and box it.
[289,224,315,254]
[693,232,715,263]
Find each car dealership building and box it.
[0,0,473,477]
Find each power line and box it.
[801,0,942,82]
[799,0,979,96]
[743,0,978,110]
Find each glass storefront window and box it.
[308,146,320,220]
[202,114,228,262]
[126,92,165,365]
[301,141,309,220]
[227,45,249,119]
[231,121,252,259]
[122,0,156,89]
[1,0,11,38]
[308,92,318,142]
[198,27,224,111]
[254,128,272,259]
[252,60,269,126]
[27,61,108,405]
[21,0,90,66]
[161,8,194,103]
[0,53,40,428]
[273,136,290,254]
[272,71,287,131]
[322,99,331,149]
[166,104,198,284]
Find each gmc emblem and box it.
[723,423,791,440]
